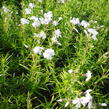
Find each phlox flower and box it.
[2,6,10,13]
[34,31,46,39]
[100,103,107,107]
[68,69,73,73]
[38,0,43,2]
[81,20,89,28]
[43,48,55,60]
[72,89,93,109]
[87,28,98,40]
[52,20,58,26]
[53,29,61,38]
[25,8,32,14]
[85,70,92,82]
[51,37,61,45]
[29,3,36,8]
[20,18,29,25]
[39,31,46,39]
[44,11,53,24]
[33,46,44,55]
[58,0,65,3]
[70,17,80,25]
[58,17,63,21]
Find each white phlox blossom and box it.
[70,17,80,25]
[100,103,107,107]
[2,6,10,13]
[25,8,32,14]
[68,69,73,73]
[72,98,82,108]
[87,28,98,40]
[33,46,44,55]
[58,17,63,21]
[39,31,46,39]
[51,29,62,45]
[85,70,92,82]
[29,3,36,8]
[43,48,55,60]
[20,18,29,25]
[39,11,53,25]
[58,0,65,3]
[52,20,58,26]
[54,29,61,38]
[65,101,70,107]
[51,37,61,45]
[34,31,46,39]
[38,0,43,2]
[24,44,29,48]
[81,20,89,28]
[72,89,93,109]
[44,11,53,24]
[30,16,40,27]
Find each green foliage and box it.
[0,0,109,109]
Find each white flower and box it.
[20,18,29,25]
[38,0,43,2]
[100,103,107,106]
[85,92,93,109]
[34,31,46,39]
[39,31,46,39]
[87,28,98,40]
[54,29,61,38]
[57,99,63,102]
[24,44,29,48]
[25,8,32,14]
[81,20,89,28]
[43,48,55,60]
[65,101,70,107]
[70,17,80,25]
[58,17,63,21]
[2,6,10,13]
[32,20,40,27]
[33,33,39,38]
[30,16,41,27]
[39,17,46,24]
[33,46,44,55]
[53,20,58,26]
[51,37,61,45]
[72,90,92,109]
[72,98,81,108]
[44,11,53,24]
[29,3,35,8]
[58,0,65,3]
[85,71,92,82]
[68,69,73,73]
[30,16,38,21]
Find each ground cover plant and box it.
[0,0,109,109]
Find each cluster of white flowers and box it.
[51,29,62,45]
[33,46,44,55]
[24,3,35,15]
[30,16,40,27]
[72,89,93,109]
[43,48,55,60]
[33,47,55,60]
[34,31,46,39]
[70,17,98,40]
[20,18,29,25]
[39,11,53,25]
